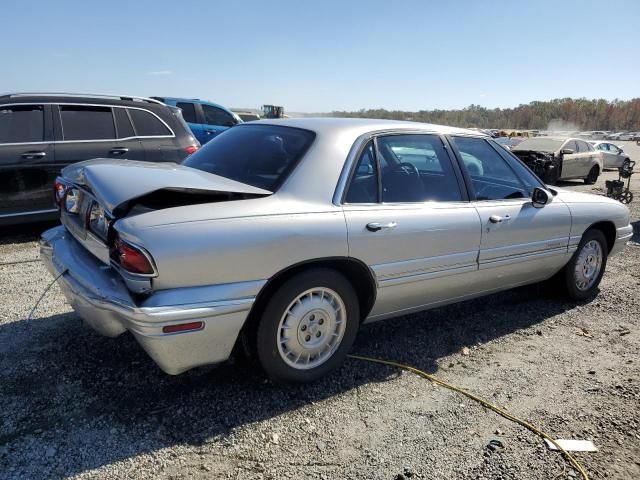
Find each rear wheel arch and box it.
[249,257,377,323]
[237,257,376,361]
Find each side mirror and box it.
[532,187,550,208]
[560,148,574,155]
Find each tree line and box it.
[329,98,640,131]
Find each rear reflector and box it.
[112,238,155,275]
[185,145,199,155]
[162,321,204,334]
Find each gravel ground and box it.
[1,142,639,480]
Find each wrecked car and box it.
[40,119,632,383]
[511,136,603,185]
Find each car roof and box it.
[0,92,165,109]
[156,96,232,111]
[250,117,486,138]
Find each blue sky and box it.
[3,0,639,112]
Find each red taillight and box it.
[185,145,199,155]
[112,238,155,275]
[162,321,204,334]
[54,180,67,207]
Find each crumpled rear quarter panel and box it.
[116,204,349,291]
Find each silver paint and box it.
[40,118,633,374]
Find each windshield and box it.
[183,124,315,191]
[512,137,564,153]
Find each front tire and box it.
[584,165,599,185]
[562,229,608,300]
[255,268,360,383]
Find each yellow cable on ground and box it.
[347,354,589,480]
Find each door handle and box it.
[489,214,511,224]
[206,130,216,135]
[21,151,46,159]
[366,222,397,232]
[109,148,129,155]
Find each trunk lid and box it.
[62,159,272,217]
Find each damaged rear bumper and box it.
[40,225,263,374]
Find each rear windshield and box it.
[183,124,315,191]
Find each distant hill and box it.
[327,98,640,131]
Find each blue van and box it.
[151,97,242,145]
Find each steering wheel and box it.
[395,162,419,176]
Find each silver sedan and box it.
[590,141,631,169]
[40,119,633,383]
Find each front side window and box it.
[60,105,115,140]
[0,105,44,143]
[128,109,172,137]
[202,105,234,126]
[176,102,197,123]
[183,124,315,191]
[378,135,462,202]
[451,136,527,200]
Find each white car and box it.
[511,137,603,184]
[589,141,631,169]
[619,132,639,141]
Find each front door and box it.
[0,104,57,217]
[342,134,482,320]
[201,104,236,142]
[449,135,572,290]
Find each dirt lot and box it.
[1,142,639,480]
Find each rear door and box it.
[127,107,179,162]
[53,104,145,171]
[595,143,610,168]
[574,140,596,177]
[0,103,57,217]
[449,135,571,288]
[343,134,482,319]
[201,104,236,142]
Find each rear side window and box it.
[176,102,197,123]
[114,108,135,138]
[451,136,528,200]
[128,109,172,137]
[345,142,378,203]
[183,124,315,191]
[0,105,44,143]
[202,105,234,126]
[60,105,115,140]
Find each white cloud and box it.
[147,70,173,76]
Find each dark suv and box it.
[0,93,199,225]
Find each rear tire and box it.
[561,229,608,301]
[584,165,599,185]
[254,268,360,383]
